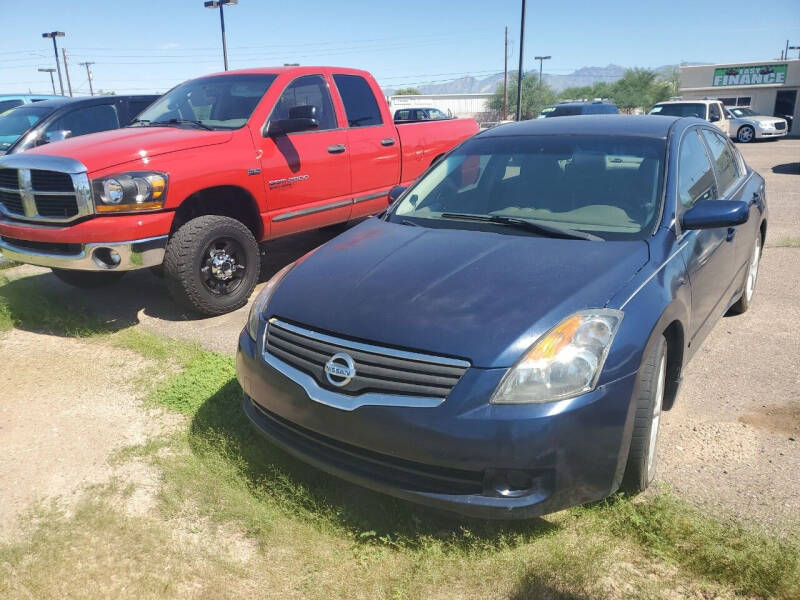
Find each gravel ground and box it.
[1,138,798,531]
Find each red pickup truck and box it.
[0,66,477,314]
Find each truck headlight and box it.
[247,262,296,340]
[491,309,623,404]
[92,171,167,213]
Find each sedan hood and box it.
[733,115,784,125]
[267,219,650,368]
[25,126,234,173]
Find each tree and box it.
[394,88,421,96]
[488,73,556,120]
[610,68,671,110]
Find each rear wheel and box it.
[729,235,761,315]
[51,268,126,288]
[163,215,259,316]
[737,125,755,143]
[622,335,668,494]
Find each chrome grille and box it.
[0,164,89,223]
[265,319,470,399]
[774,121,786,131]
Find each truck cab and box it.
[0,66,478,315]
[649,99,730,136]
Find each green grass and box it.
[0,258,19,271]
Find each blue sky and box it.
[2,0,799,95]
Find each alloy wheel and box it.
[200,237,247,296]
[646,353,667,479]
[745,238,761,302]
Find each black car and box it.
[394,107,452,123]
[0,95,158,155]
[538,101,619,118]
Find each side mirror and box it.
[709,113,721,123]
[682,200,749,230]
[43,130,71,144]
[264,105,319,137]
[388,185,407,203]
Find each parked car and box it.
[0,66,478,315]
[238,115,767,519]
[649,99,730,136]
[393,107,452,123]
[0,95,158,155]
[537,101,618,118]
[725,107,788,143]
[0,94,61,114]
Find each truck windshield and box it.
[0,105,54,151]
[389,134,665,241]
[132,74,277,130]
[649,103,706,118]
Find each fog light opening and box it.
[484,469,536,498]
[92,247,121,269]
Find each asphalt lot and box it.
[3,137,799,529]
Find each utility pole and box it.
[515,0,526,121]
[41,31,65,95]
[62,48,73,97]
[785,40,790,60]
[503,26,509,120]
[38,68,57,95]
[79,61,95,95]
[534,55,551,89]
[204,0,238,71]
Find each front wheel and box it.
[163,215,260,316]
[737,125,755,143]
[621,335,668,494]
[51,268,126,289]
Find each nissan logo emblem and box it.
[324,352,356,387]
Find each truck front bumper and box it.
[0,234,167,271]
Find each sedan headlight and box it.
[247,262,296,340]
[491,309,623,404]
[757,121,774,130]
[92,171,167,213]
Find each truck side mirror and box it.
[264,105,320,137]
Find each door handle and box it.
[726,227,737,242]
[381,138,396,147]
[327,144,346,154]
[751,191,761,206]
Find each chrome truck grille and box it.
[0,155,93,223]
[265,318,470,399]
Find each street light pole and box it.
[204,0,238,71]
[515,0,526,121]
[79,61,95,96]
[534,55,551,89]
[42,31,65,95]
[38,68,57,95]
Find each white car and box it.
[725,107,788,143]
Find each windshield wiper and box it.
[149,118,214,131]
[440,212,603,241]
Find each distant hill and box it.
[383,63,707,96]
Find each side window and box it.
[127,99,154,121]
[429,108,448,119]
[700,129,740,196]
[0,99,24,113]
[46,103,120,137]
[708,103,721,122]
[678,130,716,210]
[395,109,411,120]
[269,75,337,131]
[332,74,383,127]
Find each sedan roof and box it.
[481,114,680,138]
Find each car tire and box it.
[163,215,259,316]
[621,335,668,494]
[729,235,762,315]
[737,125,755,143]
[51,268,126,288]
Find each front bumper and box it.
[237,329,639,519]
[755,127,788,139]
[0,234,167,271]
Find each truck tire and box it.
[737,125,755,143]
[163,215,259,316]
[621,335,667,494]
[51,268,126,288]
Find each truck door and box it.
[332,73,400,218]
[677,127,735,343]
[256,74,351,237]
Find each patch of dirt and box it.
[739,404,800,436]
[0,329,177,540]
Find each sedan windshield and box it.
[0,105,53,150]
[649,103,706,118]
[389,134,666,241]
[131,74,276,130]
[728,107,757,118]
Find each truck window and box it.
[127,99,155,121]
[0,99,24,113]
[394,109,412,121]
[708,103,721,122]
[333,74,383,127]
[270,75,337,130]
[47,103,120,137]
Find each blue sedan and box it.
[237,115,767,519]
